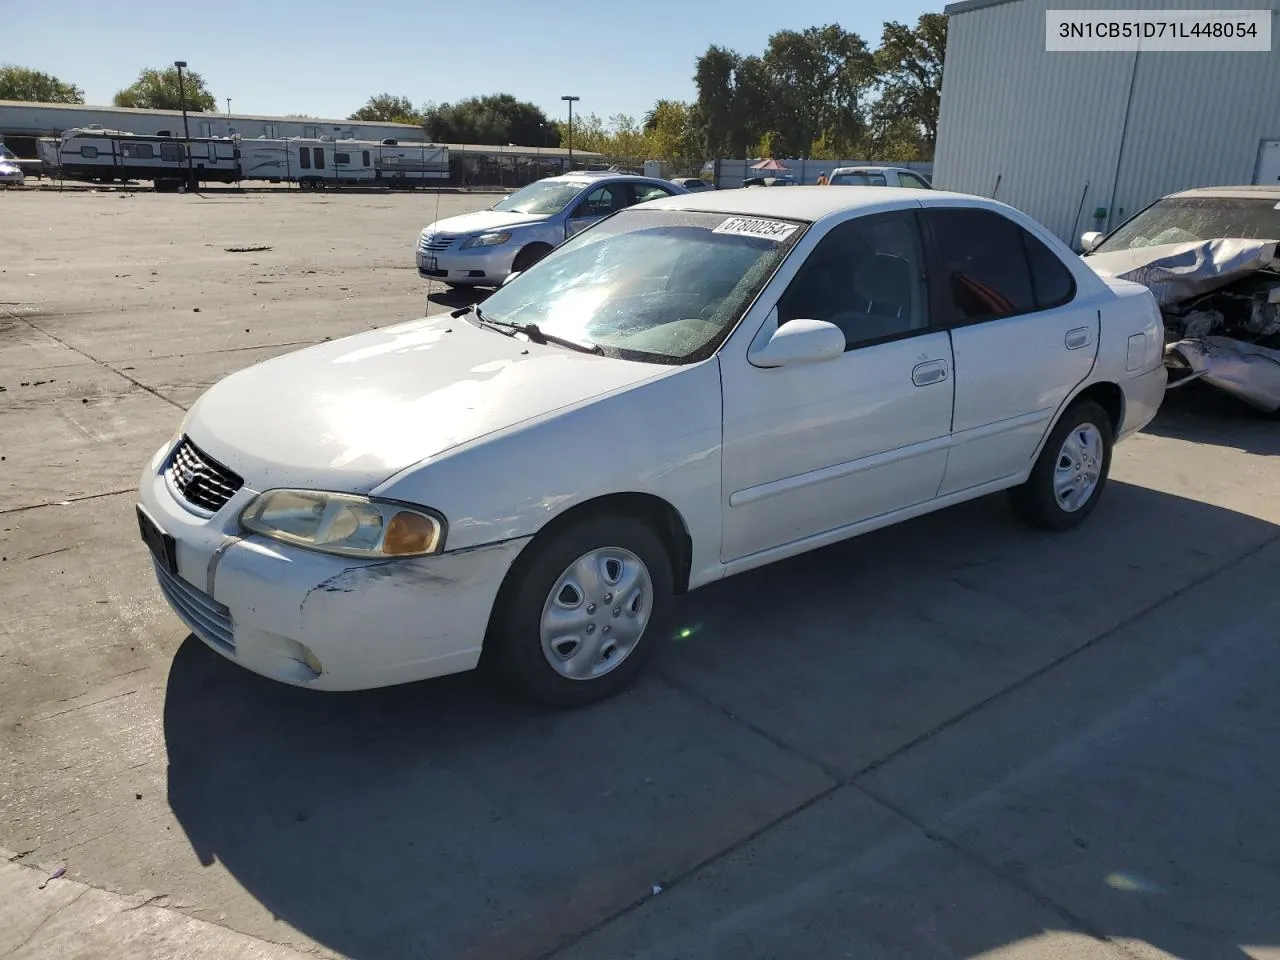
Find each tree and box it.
[114,67,216,111]
[873,13,948,154]
[424,94,557,147]
[644,100,702,171]
[693,46,740,158]
[762,25,876,159]
[348,94,421,124]
[0,65,84,103]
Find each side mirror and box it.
[749,318,846,368]
[502,271,521,286]
[1080,231,1104,254]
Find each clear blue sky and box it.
[9,0,936,122]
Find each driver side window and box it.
[777,210,929,349]
[572,185,624,220]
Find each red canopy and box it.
[751,158,790,171]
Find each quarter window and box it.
[925,208,1037,323]
[778,210,929,349]
[898,172,930,189]
[1022,230,1077,309]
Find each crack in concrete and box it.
[0,306,188,413]
[2,887,88,958]
[0,487,135,516]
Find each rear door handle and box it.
[912,359,948,387]
[1065,326,1092,350]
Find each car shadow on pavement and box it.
[425,285,490,311]
[164,478,1280,960]
[1143,381,1280,455]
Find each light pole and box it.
[226,97,231,115]
[561,95,579,171]
[174,60,194,189]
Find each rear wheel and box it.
[1008,399,1114,531]
[485,515,674,708]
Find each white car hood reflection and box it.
[183,315,671,493]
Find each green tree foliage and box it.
[0,65,84,103]
[874,14,948,151]
[424,94,558,147]
[348,94,422,124]
[690,13,948,163]
[114,67,216,112]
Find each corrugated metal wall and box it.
[934,0,1280,245]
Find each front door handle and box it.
[1065,326,1092,350]
[912,359,948,387]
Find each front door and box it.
[565,183,626,238]
[920,205,1100,496]
[719,208,955,562]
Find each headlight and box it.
[461,231,512,249]
[239,490,444,559]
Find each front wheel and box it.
[485,515,674,708]
[1008,399,1114,531]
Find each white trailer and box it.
[48,126,240,188]
[236,137,448,189]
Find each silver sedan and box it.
[416,173,689,288]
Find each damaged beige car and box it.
[1081,186,1280,414]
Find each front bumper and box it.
[137,439,531,691]
[416,242,520,286]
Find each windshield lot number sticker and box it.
[713,217,798,242]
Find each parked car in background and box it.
[671,177,713,192]
[416,173,689,288]
[828,166,932,189]
[743,175,797,188]
[0,145,25,186]
[140,185,1166,708]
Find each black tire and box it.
[1008,399,1114,531]
[485,515,674,708]
[511,243,552,274]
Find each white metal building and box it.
[932,0,1280,246]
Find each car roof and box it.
[1166,184,1280,200]
[639,184,988,222]
[539,173,680,188]
[831,165,920,174]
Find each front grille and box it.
[154,561,235,653]
[165,436,244,513]
[419,234,455,253]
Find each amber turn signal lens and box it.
[382,511,440,556]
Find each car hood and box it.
[425,209,550,236]
[183,315,671,493]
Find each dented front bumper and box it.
[138,439,531,691]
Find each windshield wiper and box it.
[507,322,603,355]
[455,304,601,354]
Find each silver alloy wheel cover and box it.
[539,547,653,681]
[1053,422,1104,512]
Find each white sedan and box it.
[137,187,1168,707]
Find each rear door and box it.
[920,204,1099,496]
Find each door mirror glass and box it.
[1080,230,1104,254]
[749,318,846,368]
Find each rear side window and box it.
[1022,231,1077,309]
[925,208,1037,323]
